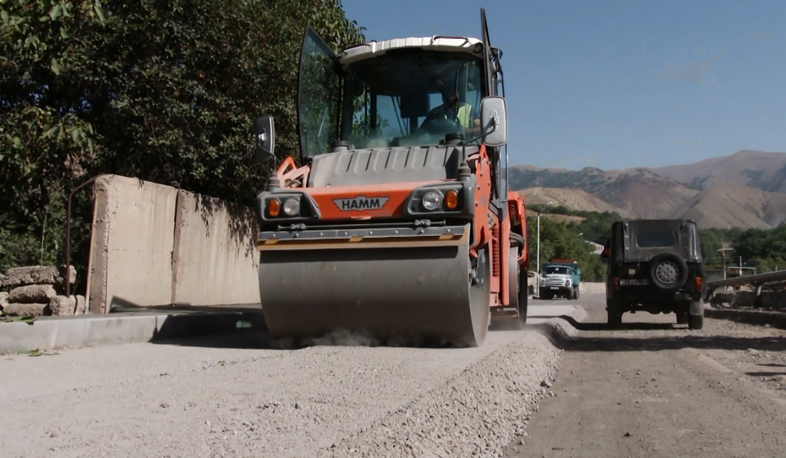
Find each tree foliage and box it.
[530,203,786,275]
[0,0,365,278]
[700,225,786,272]
[526,216,606,282]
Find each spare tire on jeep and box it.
[648,252,689,291]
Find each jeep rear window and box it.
[635,230,676,247]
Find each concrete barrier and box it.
[87,175,260,313]
[171,190,259,307]
[87,175,178,313]
[579,282,605,293]
[710,289,786,310]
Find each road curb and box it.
[0,309,267,353]
[524,304,588,348]
[705,307,786,330]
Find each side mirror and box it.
[254,115,275,162]
[479,96,507,147]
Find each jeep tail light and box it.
[695,277,702,291]
[612,277,620,291]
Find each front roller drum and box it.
[257,234,491,347]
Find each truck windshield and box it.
[544,266,570,275]
[341,51,484,149]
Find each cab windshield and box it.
[340,50,484,149]
[545,266,571,275]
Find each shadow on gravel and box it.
[745,371,786,377]
[149,313,481,351]
[558,315,676,331]
[539,314,786,353]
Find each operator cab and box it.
[297,34,501,158]
[294,6,505,162]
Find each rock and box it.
[0,291,8,309]
[0,265,76,289]
[49,295,76,316]
[75,295,87,315]
[3,303,48,316]
[9,284,57,303]
[540,379,552,388]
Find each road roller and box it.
[251,8,529,347]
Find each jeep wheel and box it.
[607,309,622,328]
[649,253,689,291]
[688,313,703,329]
[676,311,688,324]
[688,299,704,329]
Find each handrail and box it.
[706,269,786,289]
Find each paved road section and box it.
[505,298,786,458]
[0,303,582,458]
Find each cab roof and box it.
[338,36,484,68]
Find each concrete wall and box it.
[172,190,259,306]
[580,282,605,293]
[87,175,260,313]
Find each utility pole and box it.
[536,214,541,297]
[718,243,733,280]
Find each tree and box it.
[0,0,365,283]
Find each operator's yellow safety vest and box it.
[436,103,473,128]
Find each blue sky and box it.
[340,0,785,170]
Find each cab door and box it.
[297,28,342,161]
[480,8,508,219]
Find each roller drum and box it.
[257,231,490,347]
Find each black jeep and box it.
[600,219,706,329]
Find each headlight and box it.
[282,198,300,216]
[422,191,442,211]
[565,279,570,286]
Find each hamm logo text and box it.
[333,196,389,211]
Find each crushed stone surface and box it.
[505,301,786,458]
[0,311,580,458]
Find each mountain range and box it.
[510,150,786,230]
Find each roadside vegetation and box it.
[529,204,786,276]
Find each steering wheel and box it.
[422,117,463,136]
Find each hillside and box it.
[671,183,786,229]
[646,150,786,193]
[521,187,630,216]
[512,150,786,229]
[510,167,698,219]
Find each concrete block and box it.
[3,303,48,316]
[88,175,178,313]
[8,285,57,303]
[0,265,75,289]
[171,190,260,306]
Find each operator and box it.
[421,76,481,136]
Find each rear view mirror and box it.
[479,96,507,147]
[254,115,275,162]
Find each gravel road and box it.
[504,298,786,458]
[0,307,582,458]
